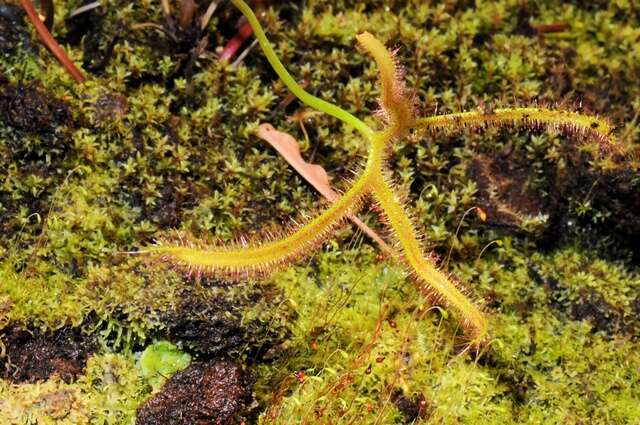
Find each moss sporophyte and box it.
[143,0,617,345]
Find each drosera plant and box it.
[143,0,618,345]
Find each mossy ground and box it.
[0,0,639,423]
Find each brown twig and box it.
[178,0,196,30]
[200,0,219,30]
[219,18,253,62]
[20,0,86,83]
[530,22,570,34]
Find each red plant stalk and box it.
[20,0,86,82]
[219,19,253,62]
[219,0,264,62]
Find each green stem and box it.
[230,0,375,141]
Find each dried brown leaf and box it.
[257,123,395,256]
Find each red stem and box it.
[219,0,265,62]
[219,20,253,62]
[530,22,570,34]
[20,0,86,83]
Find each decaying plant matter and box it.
[145,0,617,344]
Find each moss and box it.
[0,352,146,424]
[254,246,640,424]
[0,0,639,423]
[138,341,191,391]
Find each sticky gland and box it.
[143,0,618,345]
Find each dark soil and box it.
[0,81,74,157]
[0,325,97,383]
[0,4,30,53]
[136,360,254,425]
[0,82,72,133]
[470,150,640,263]
[529,264,640,337]
[161,287,288,361]
[391,389,430,423]
[469,154,550,229]
[563,167,640,262]
[163,293,248,358]
[0,80,76,241]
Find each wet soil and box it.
[136,360,254,425]
[0,325,97,383]
[161,287,288,361]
